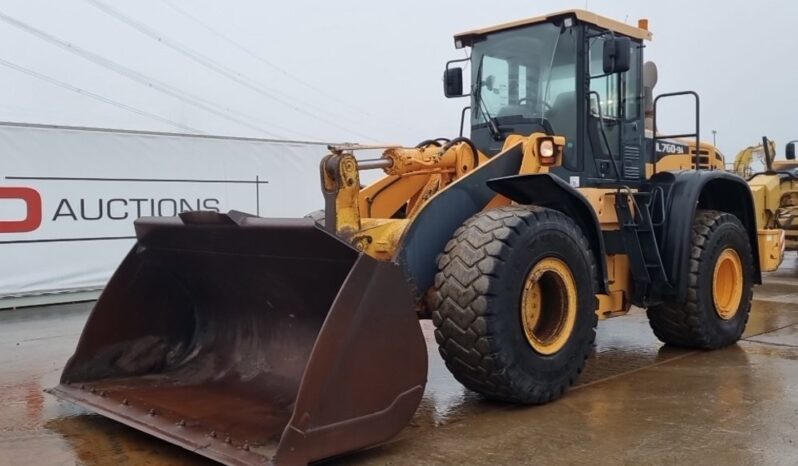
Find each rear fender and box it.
[653,170,762,302]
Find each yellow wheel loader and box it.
[737,137,798,250]
[51,9,788,465]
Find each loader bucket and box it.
[50,211,427,465]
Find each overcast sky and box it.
[0,0,795,159]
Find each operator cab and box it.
[444,9,651,187]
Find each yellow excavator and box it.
[51,9,788,465]
[732,137,776,177]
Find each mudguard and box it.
[486,173,609,294]
[395,143,525,302]
[651,170,762,302]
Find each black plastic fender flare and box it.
[394,143,526,303]
[485,173,609,294]
[652,170,761,302]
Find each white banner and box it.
[0,123,332,304]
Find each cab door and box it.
[586,32,644,184]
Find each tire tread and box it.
[647,210,752,349]
[431,205,597,404]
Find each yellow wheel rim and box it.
[712,248,743,320]
[520,257,578,355]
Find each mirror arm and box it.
[589,72,615,80]
[459,106,471,137]
[445,57,470,69]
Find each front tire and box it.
[647,210,754,349]
[430,206,597,404]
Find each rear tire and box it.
[430,206,597,404]
[647,210,754,349]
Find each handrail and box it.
[652,91,700,174]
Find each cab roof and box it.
[453,9,653,48]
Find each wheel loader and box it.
[735,137,798,250]
[51,9,787,465]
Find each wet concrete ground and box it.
[2,253,798,465]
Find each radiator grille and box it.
[623,145,642,179]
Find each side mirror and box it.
[603,36,631,74]
[787,141,796,160]
[443,67,464,98]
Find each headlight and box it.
[538,138,558,165]
[539,139,555,158]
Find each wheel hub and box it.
[520,257,577,355]
[712,248,743,320]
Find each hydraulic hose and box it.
[442,136,480,169]
[415,138,450,148]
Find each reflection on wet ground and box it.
[1,253,797,465]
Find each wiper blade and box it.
[480,101,502,140]
[473,58,503,140]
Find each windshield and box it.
[470,22,577,133]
